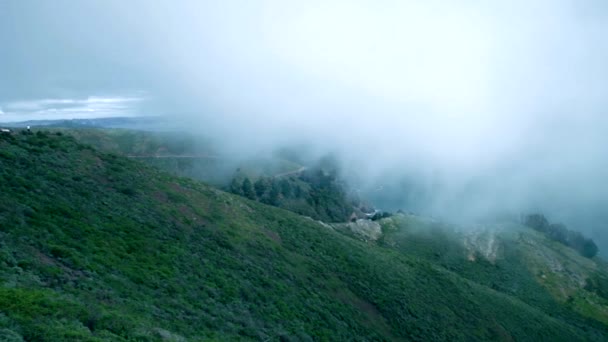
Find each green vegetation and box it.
[523,213,599,258]
[60,128,364,222]
[375,214,608,327]
[228,168,359,223]
[59,128,238,186]
[0,130,606,340]
[59,128,210,157]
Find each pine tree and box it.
[268,180,281,205]
[242,178,255,200]
[229,178,243,195]
[280,179,293,198]
[254,178,270,199]
[294,185,303,198]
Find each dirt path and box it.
[126,154,224,159]
[127,154,307,177]
[274,166,307,178]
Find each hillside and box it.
[0,130,607,341]
[62,128,361,222]
[369,215,608,325]
[228,167,363,223]
[58,128,296,185]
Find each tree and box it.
[294,185,303,199]
[523,213,599,259]
[371,211,392,221]
[279,179,293,198]
[242,178,255,200]
[254,178,270,199]
[268,180,281,206]
[229,178,243,195]
[581,239,598,258]
[547,223,568,244]
[523,213,550,232]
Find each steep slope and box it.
[60,128,300,187]
[63,128,359,222]
[374,214,608,327]
[0,131,607,341]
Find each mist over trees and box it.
[2,0,608,253]
[2,1,608,339]
[227,167,362,223]
[523,213,598,258]
[241,178,256,200]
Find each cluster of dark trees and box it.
[229,176,298,206]
[299,169,354,222]
[227,168,355,222]
[523,213,598,258]
[370,211,392,221]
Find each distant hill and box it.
[2,116,172,131]
[0,129,607,340]
[61,128,365,222]
[371,215,608,326]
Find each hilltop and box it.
[339,214,608,326]
[60,128,364,222]
[0,130,607,341]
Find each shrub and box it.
[242,178,255,200]
[119,187,137,197]
[523,214,598,258]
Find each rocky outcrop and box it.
[334,219,383,242]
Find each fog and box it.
[2,1,608,253]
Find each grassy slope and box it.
[0,131,606,341]
[376,214,608,328]
[64,128,355,222]
[57,128,208,157]
[61,128,301,186]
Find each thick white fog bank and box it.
[2,0,608,250]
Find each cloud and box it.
[129,0,606,246]
[0,95,145,122]
[2,0,607,251]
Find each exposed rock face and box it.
[345,219,383,241]
[463,228,501,263]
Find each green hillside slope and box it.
[59,128,299,186]
[372,214,608,326]
[62,128,359,222]
[0,131,607,341]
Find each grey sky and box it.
[2,1,608,249]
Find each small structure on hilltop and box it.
[1,128,11,134]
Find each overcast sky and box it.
[2,0,608,248]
